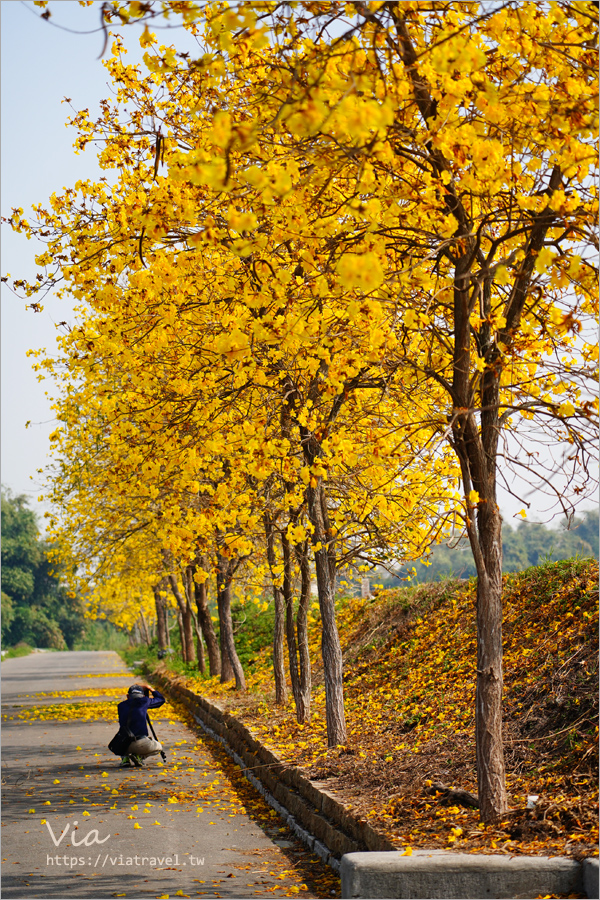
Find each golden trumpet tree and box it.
[14,0,598,822]
[38,179,455,722]
[19,30,458,746]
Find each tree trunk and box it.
[218,620,234,682]
[193,570,221,677]
[195,620,205,674]
[294,539,312,723]
[167,573,195,663]
[264,512,288,706]
[190,596,206,675]
[216,554,246,690]
[154,583,167,650]
[216,563,235,683]
[183,566,205,674]
[306,477,346,746]
[453,369,509,825]
[457,414,508,825]
[139,606,151,646]
[452,245,508,823]
[183,604,196,663]
[282,530,302,710]
[175,604,184,657]
[164,599,171,648]
[474,503,507,822]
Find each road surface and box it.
[1,650,339,898]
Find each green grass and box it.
[72,619,130,651]
[120,641,200,680]
[1,642,34,660]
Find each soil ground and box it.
[174,560,598,869]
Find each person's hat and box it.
[127,684,146,698]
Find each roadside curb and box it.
[148,667,597,898]
[148,667,395,872]
[583,857,599,898]
[340,850,596,899]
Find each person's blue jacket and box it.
[118,690,165,738]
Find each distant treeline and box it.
[1,489,86,649]
[379,510,599,585]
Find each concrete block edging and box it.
[148,669,597,898]
[149,669,383,871]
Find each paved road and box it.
[2,651,339,899]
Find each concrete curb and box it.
[149,668,395,871]
[149,667,597,898]
[583,857,599,899]
[340,850,589,899]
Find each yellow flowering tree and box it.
[12,0,598,822]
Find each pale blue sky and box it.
[2,1,115,512]
[1,0,160,517]
[1,1,596,528]
[1,2,206,523]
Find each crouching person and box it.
[118,684,165,768]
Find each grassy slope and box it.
[161,558,599,860]
[1,642,35,660]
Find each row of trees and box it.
[10,1,598,821]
